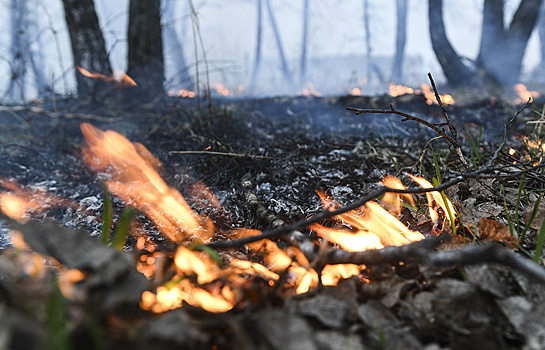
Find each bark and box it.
[265,0,292,86]
[299,0,310,86]
[390,0,408,82]
[428,0,475,87]
[430,0,542,87]
[127,0,164,99]
[61,0,112,97]
[250,0,263,91]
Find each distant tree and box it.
[429,0,543,87]
[390,0,408,82]
[538,4,545,79]
[127,0,164,99]
[265,0,292,86]
[299,0,310,86]
[250,0,263,91]
[61,0,112,97]
[362,0,384,83]
[162,0,192,90]
[5,0,49,101]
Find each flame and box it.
[420,83,454,106]
[168,89,196,98]
[514,83,540,104]
[0,179,77,221]
[389,83,414,97]
[388,83,454,105]
[4,123,452,314]
[297,83,322,97]
[77,66,137,88]
[309,189,424,252]
[407,174,456,224]
[80,123,210,243]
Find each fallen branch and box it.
[319,238,545,284]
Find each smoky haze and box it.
[0,0,542,101]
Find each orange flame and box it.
[388,83,454,105]
[80,123,210,243]
[77,66,137,89]
[297,83,322,97]
[513,83,540,104]
[407,174,456,224]
[309,188,424,252]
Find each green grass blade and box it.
[111,207,136,251]
[191,244,224,267]
[534,215,545,264]
[521,193,543,242]
[101,185,112,245]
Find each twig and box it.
[427,72,468,169]
[169,150,273,159]
[346,105,456,145]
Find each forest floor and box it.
[1,90,545,349]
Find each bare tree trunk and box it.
[539,4,545,79]
[265,0,292,86]
[428,0,474,87]
[250,0,263,91]
[299,0,309,86]
[477,0,543,86]
[363,0,372,81]
[6,0,29,101]
[390,0,408,82]
[61,0,112,97]
[28,0,49,95]
[127,0,164,99]
[162,0,192,90]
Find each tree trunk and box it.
[390,0,408,82]
[265,0,292,86]
[250,0,263,91]
[477,0,542,86]
[5,0,29,101]
[428,0,474,87]
[299,0,310,86]
[127,0,164,99]
[539,4,545,79]
[162,0,192,90]
[61,0,112,97]
[363,0,372,82]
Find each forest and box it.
[1,1,545,350]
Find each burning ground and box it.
[1,90,545,349]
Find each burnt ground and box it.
[1,92,545,349]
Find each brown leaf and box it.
[478,218,518,249]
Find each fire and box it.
[168,89,196,98]
[389,83,414,97]
[513,83,540,104]
[211,83,244,97]
[388,82,455,105]
[406,174,456,224]
[0,179,78,221]
[1,123,457,314]
[297,83,322,97]
[77,66,137,89]
[309,189,424,252]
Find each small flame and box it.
[350,87,362,96]
[0,179,77,221]
[388,83,454,105]
[321,264,361,286]
[514,83,540,104]
[297,83,322,97]
[309,189,424,252]
[407,174,456,224]
[168,89,196,98]
[77,66,137,88]
[389,83,414,97]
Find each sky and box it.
[0,0,542,101]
